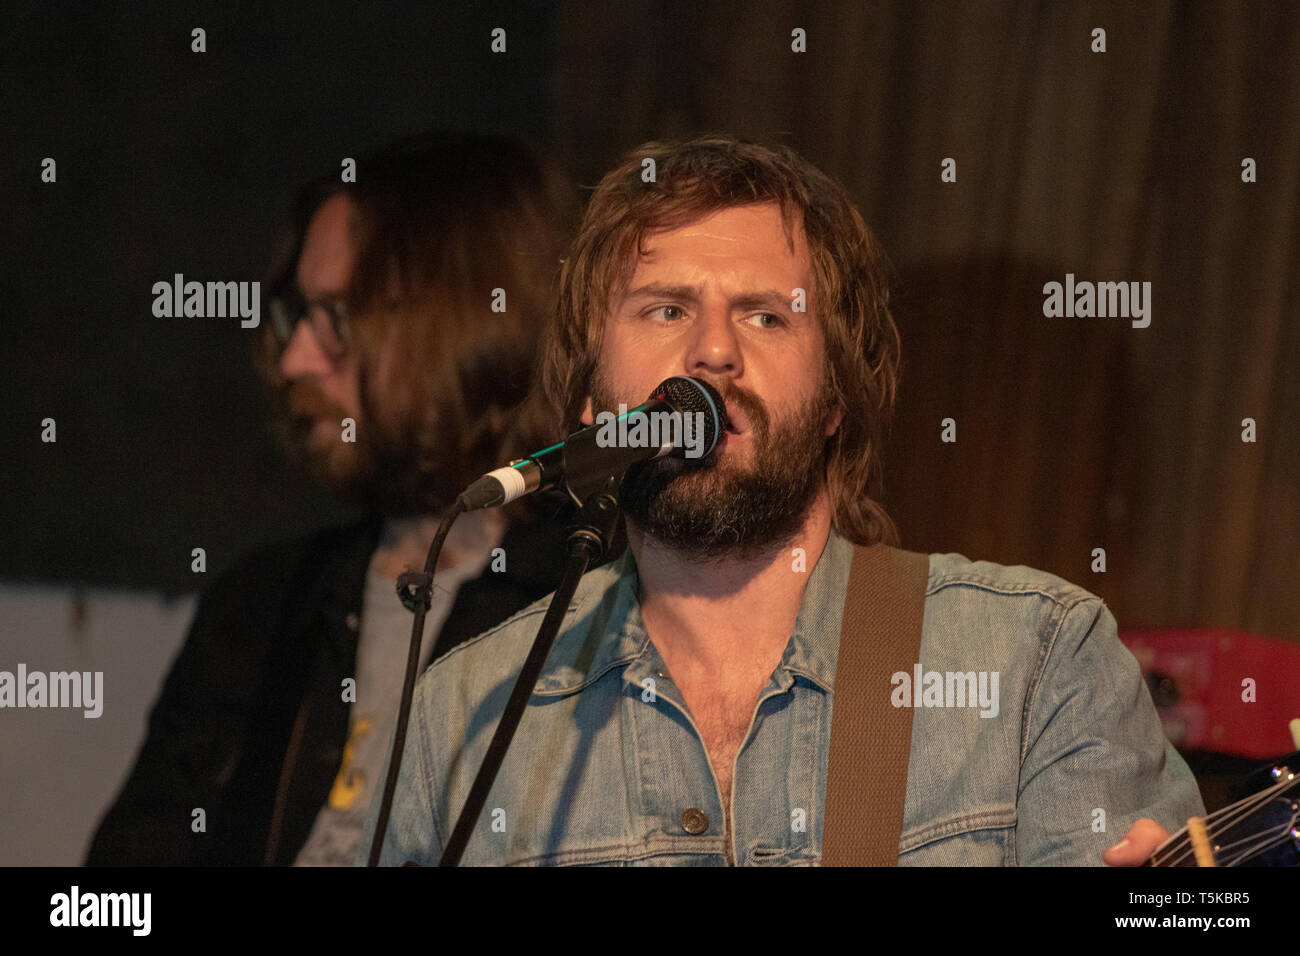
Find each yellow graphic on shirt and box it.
[327,715,373,810]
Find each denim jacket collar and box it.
[531,529,856,696]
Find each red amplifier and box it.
[1119,629,1300,759]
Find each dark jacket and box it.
[86,509,571,865]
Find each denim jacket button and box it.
[680,808,709,834]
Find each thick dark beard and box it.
[592,375,833,562]
[279,381,458,518]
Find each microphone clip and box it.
[395,570,434,613]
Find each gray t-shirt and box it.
[294,522,500,866]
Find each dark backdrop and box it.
[4,0,1298,643]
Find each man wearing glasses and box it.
[87,130,578,865]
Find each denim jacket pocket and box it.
[899,806,1018,865]
[748,844,821,866]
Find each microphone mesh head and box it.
[654,377,729,456]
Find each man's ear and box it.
[580,396,595,426]
[823,401,845,437]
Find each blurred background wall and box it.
[3,0,1297,862]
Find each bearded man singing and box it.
[368,135,1203,867]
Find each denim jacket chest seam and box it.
[899,807,1020,855]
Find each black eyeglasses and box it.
[268,287,352,360]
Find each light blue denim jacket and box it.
[367,531,1204,865]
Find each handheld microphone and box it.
[460,376,729,509]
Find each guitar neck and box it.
[1145,756,1299,867]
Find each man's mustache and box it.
[706,379,769,438]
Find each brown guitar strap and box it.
[821,543,931,866]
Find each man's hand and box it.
[1103,818,1172,866]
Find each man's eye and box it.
[748,312,783,329]
[649,305,685,321]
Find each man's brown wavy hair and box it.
[539,134,901,546]
[254,130,577,515]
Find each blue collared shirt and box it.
[366,531,1203,865]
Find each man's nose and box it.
[279,319,333,379]
[684,304,742,378]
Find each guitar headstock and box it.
[1146,750,1300,867]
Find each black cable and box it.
[366,496,467,867]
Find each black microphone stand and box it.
[438,477,622,866]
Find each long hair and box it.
[255,130,578,513]
[539,134,900,546]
